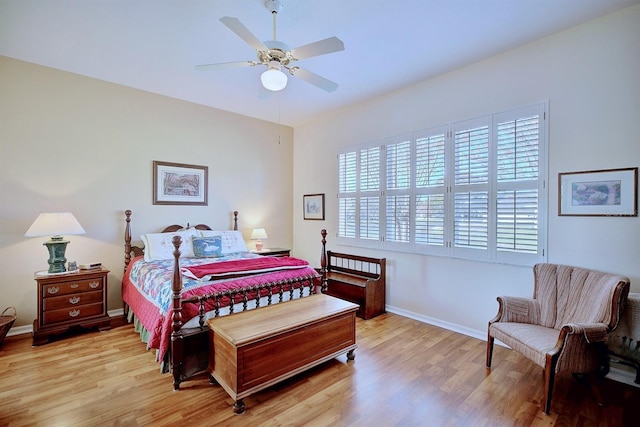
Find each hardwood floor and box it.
[1,313,638,426]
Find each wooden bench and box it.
[320,229,386,320]
[206,294,358,414]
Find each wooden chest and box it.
[207,293,358,414]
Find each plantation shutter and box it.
[338,152,357,238]
[385,138,411,244]
[360,147,381,240]
[453,120,490,257]
[415,129,446,249]
[495,106,542,259]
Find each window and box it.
[337,103,547,265]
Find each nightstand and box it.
[32,267,111,345]
[251,248,291,257]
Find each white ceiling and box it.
[1,0,638,127]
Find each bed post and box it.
[233,210,238,231]
[122,210,134,319]
[171,235,184,391]
[124,210,132,273]
[320,229,328,293]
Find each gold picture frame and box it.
[153,161,208,206]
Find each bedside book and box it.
[79,262,102,270]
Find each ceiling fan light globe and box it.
[261,68,288,91]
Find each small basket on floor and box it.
[0,307,17,346]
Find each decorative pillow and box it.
[140,228,199,262]
[192,236,222,258]
[199,230,248,254]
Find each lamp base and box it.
[43,237,70,274]
[255,240,264,251]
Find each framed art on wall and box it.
[303,193,325,220]
[153,161,208,206]
[558,167,637,216]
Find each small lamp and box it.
[261,61,288,91]
[25,212,86,274]
[251,228,268,251]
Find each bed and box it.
[122,210,322,390]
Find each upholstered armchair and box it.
[486,263,630,414]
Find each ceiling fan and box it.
[195,0,344,92]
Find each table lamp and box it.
[25,212,86,274]
[251,228,268,251]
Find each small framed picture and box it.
[153,161,208,206]
[558,167,638,216]
[303,193,325,220]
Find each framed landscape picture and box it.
[153,161,208,206]
[303,193,325,220]
[558,167,637,216]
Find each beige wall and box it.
[293,5,640,338]
[0,56,294,327]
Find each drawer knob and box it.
[69,296,81,304]
[47,287,59,295]
[89,281,100,289]
[69,309,80,318]
[71,283,79,289]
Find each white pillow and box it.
[141,228,200,261]
[199,230,248,254]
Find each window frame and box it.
[336,102,548,266]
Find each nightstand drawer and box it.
[43,290,103,311]
[42,302,105,325]
[43,278,103,297]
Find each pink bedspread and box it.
[122,255,320,362]
[182,256,311,279]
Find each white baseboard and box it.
[386,304,488,342]
[6,324,32,337]
[108,308,124,318]
[6,308,125,338]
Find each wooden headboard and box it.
[123,209,239,271]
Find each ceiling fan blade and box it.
[289,67,339,92]
[289,37,345,60]
[219,16,268,52]
[195,61,257,71]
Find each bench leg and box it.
[233,399,245,415]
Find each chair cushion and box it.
[490,322,560,368]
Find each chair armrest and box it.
[490,296,540,324]
[544,323,610,373]
[562,322,609,344]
